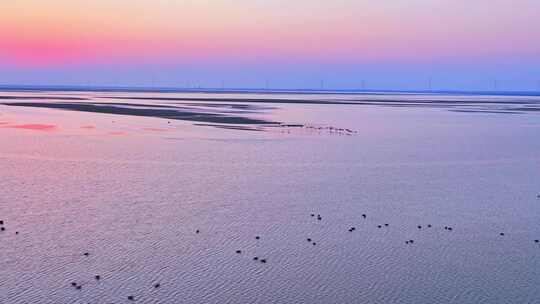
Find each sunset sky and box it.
[1,0,539,90]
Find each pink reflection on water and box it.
[81,125,96,130]
[108,131,127,136]
[2,124,57,131]
[142,128,168,132]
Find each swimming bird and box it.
[0,220,3,225]
[260,259,267,263]
[83,252,89,257]
[427,224,432,228]
[310,214,315,217]
[196,229,200,234]
[377,225,382,228]
[307,238,312,242]
[236,250,242,254]
[71,282,77,287]
[1,227,5,231]
[362,214,366,218]
[417,225,422,229]
[384,224,389,227]
[535,240,539,243]
[128,296,135,301]
[409,240,414,244]
[312,242,317,245]
[500,233,505,236]
[95,275,101,280]
[76,286,82,290]
[255,236,260,240]
[154,283,160,288]
[253,257,259,261]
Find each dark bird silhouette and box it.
[83,252,90,257]
[500,233,505,236]
[255,236,260,240]
[154,283,160,288]
[95,275,101,280]
[236,250,242,254]
[362,214,366,218]
[128,295,135,301]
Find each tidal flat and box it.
[1,90,540,303]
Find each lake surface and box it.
[1,90,540,303]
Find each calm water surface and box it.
[1,91,540,303]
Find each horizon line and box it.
[0,84,539,97]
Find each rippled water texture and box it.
[1,90,540,303]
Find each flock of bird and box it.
[1,195,539,302]
[275,124,358,136]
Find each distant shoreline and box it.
[0,85,539,97]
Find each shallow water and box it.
[1,90,540,303]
